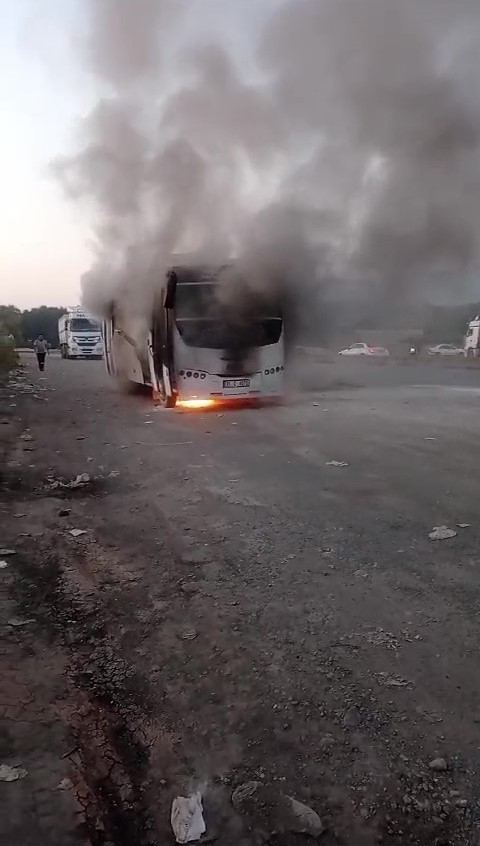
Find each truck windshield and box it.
[175,284,282,349]
[71,319,100,332]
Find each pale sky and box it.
[0,0,282,310]
[0,0,94,308]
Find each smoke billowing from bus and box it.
[53,0,480,334]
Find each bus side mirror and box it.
[164,272,177,310]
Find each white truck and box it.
[464,315,480,358]
[58,307,103,359]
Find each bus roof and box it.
[168,263,234,285]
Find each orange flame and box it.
[177,398,217,410]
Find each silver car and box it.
[338,343,390,357]
[427,344,463,356]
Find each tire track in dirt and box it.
[8,534,157,846]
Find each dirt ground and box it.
[1,352,480,846]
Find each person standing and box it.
[33,335,48,371]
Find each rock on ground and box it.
[232,781,324,838]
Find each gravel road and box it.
[2,352,480,846]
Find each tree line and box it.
[0,305,66,347]
[421,302,480,343]
[1,299,478,348]
[338,301,480,343]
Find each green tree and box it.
[0,305,23,342]
[20,306,66,347]
[422,302,480,343]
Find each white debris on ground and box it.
[429,526,457,540]
[7,371,40,396]
[0,764,28,782]
[365,628,399,650]
[7,617,33,627]
[0,549,16,556]
[68,529,87,538]
[376,672,413,688]
[457,523,471,529]
[56,778,74,791]
[47,473,92,491]
[178,628,198,641]
[325,460,349,467]
[0,561,9,569]
[171,792,206,844]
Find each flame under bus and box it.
[103,263,285,408]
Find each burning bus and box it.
[102,262,285,407]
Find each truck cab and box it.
[58,308,104,359]
[464,316,480,358]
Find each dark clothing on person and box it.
[33,337,48,371]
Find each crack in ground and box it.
[9,543,156,846]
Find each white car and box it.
[427,343,464,356]
[338,342,390,357]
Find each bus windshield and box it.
[71,318,100,332]
[175,284,220,319]
[175,283,282,349]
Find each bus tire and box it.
[163,393,177,408]
[153,386,176,407]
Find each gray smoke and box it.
[259,0,480,307]
[54,0,480,323]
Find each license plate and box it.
[223,379,250,389]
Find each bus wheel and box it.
[164,393,177,408]
[161,392,177,408]
[153,386,176,408]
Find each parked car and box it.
[338,342,390,357]
[427,343,464,356]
